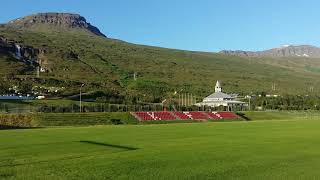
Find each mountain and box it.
[220,45,320,58]
[5,13,106,37]
[1,13,320,102]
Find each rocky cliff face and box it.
[0,36,47,71]
[6,13,106,37]
[220,45,320,58]
[0,36,40,60]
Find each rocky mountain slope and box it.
[5,13,106,37]
[220,45,320,58]
[1,13,320,101]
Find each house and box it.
[195,80,247,111]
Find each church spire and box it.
[215,80,222,92]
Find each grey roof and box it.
[197,100,246,104]
[195,100,247,107]
[204,92,233,99]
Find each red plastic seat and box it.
[134,112,176,121]
[217,112,238,119]
[188,112,208,120]
[174,112,192,120]
[207,112,222,120]
[173,112,208,120]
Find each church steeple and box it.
[215,80,222,92]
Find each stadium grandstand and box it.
[131,80,245,121]
[132,111,239,121]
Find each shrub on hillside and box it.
[0,114,40,128]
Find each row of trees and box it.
[250,95,320,110]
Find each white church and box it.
[195,80,247,111]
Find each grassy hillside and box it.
[2,120,320,179]
[0,112,137,128]
[1,28,320,103]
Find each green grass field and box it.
[2,118,320,179]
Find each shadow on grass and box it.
[79,141,139,151]
[0,141,136,167]
[236,112,251,121]
[0,141,138,168]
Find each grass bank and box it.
[243,111,320,121]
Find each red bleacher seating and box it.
[173,112,192,120]
[188,112,208,120]
[154,112,176,120]
[135,112,154,121]
[134,111,238,121]
[135,112,176,121]
[218,112,238,119]
[173,112,208,120]
[207,112,222,119]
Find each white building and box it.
[195,80,247,111]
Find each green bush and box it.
[0,114,40,128]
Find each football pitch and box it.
[1,119,320,179]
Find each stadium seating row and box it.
[133,111,238,121]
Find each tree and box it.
[0,80,9,94]
[18,82,33,94]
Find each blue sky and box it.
[1,0,320,52]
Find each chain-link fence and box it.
[0,103,239,114]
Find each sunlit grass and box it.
[1,119,320,179]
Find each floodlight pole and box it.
[178,89,184,111]
[80,84,85,113]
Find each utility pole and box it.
[272,82,277,91]
[80,84,85,113]
[37,58,42,78]
[133,72,137,81]
[310,86,314,93]
[181,93,183,107]
[178,89,184,110]
[182,93,185,107]
[191,94,193,106]
[36,66,40,78]
[186,93,188,106]
[178,93,180,109]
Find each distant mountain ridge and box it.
[5,13,106,37]
[220,45,320,58]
